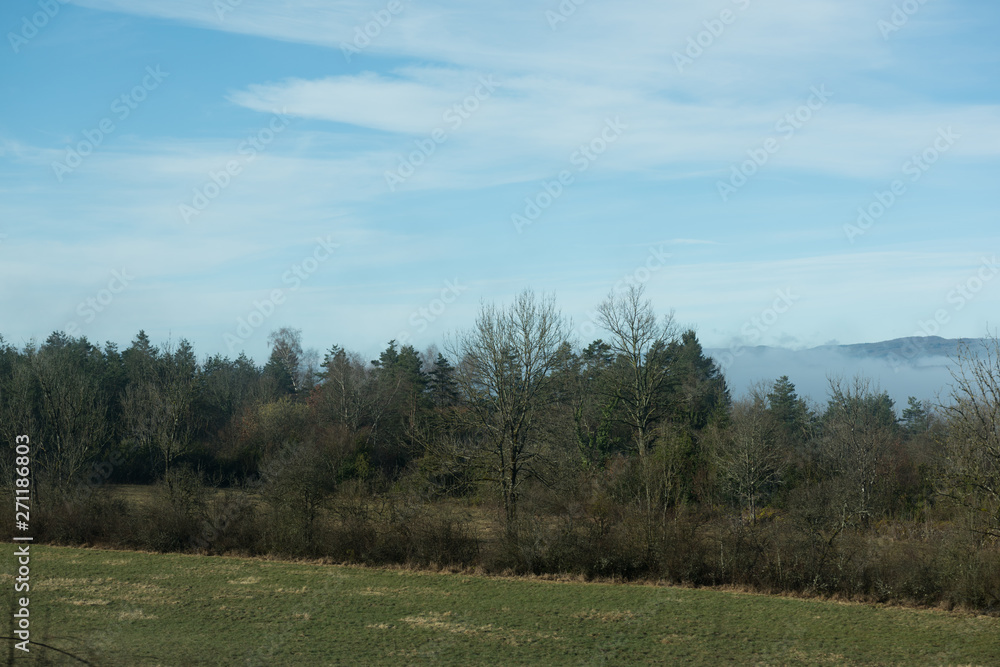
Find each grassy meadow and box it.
[1,545,999,665]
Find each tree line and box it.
[1,286,998,611]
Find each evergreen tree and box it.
[901,396,931,434]
[263,348,296,397]
[767,375,811,441]
[665,330,730,430]
[427,352,460,407]
[123,330,158,385]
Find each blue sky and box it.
[1,0,998,366]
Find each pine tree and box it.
[428,353,460,407]
[767,376,809,432]
[901,396,931,434]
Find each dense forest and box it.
[2,287,998,612]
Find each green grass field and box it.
[2,545,999,666]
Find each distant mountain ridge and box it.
[709,336,985,363]
[801,336,984,361]
[705,337,989,405]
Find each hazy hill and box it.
[708,336,986,409]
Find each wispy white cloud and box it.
[48,0,1000,189]
[228,72,1000,183]
[3,0,995,362]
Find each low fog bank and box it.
[709,345,963,410]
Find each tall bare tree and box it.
[716,386,783,522]
[28,341,110,498]
[596,284,678,460]
[940,335,1000,539]
[447,289,569,530]
[121,340,198,485]
[121,382,185,481]
[315,345,399,449]
[0,345,38,460]
[267,327,305,394]
[822,376,897,526]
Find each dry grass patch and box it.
[401,611,482,635]
[270,585,309,594]
[37,576,178,606]
[398,611,562,646]
[572,608,637,622]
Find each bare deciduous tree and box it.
[447,289,569,530]
[940,335,1000,539]
[267,327,309,393]
[29,345,109,497]
[315,345,399,448]
[121,340,197,485]
[122,381,190,483]
[0,350,38,468]
[596,284,678,461]
[716,387,783,522]
[822,376,897,527]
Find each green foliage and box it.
[663,329,731,431]
[427,352,460,407]
[768,375,811,435]
[901,395,933,434]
